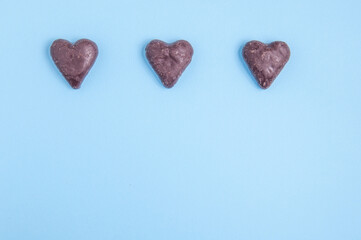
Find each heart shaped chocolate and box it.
[145,40,193,88]
[242,41,290,89]
[50,39,98,89]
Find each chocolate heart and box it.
[242,41,290,89]
[50,39,98,89]
[145,40,193,88]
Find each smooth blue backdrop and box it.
[1,0,360,239]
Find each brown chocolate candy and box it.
[145,40,193,88]
[242,41,290,89]
[50,39,98,89]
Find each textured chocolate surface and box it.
[242,41,290,89]
[50,39,98,89]
[146,40,193,88]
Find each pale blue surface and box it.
[1,0,361,239]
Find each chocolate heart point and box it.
[50,39,98,89]
[242,41,290,89]
[146,40,193,88]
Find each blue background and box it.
[1,0,360,239]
